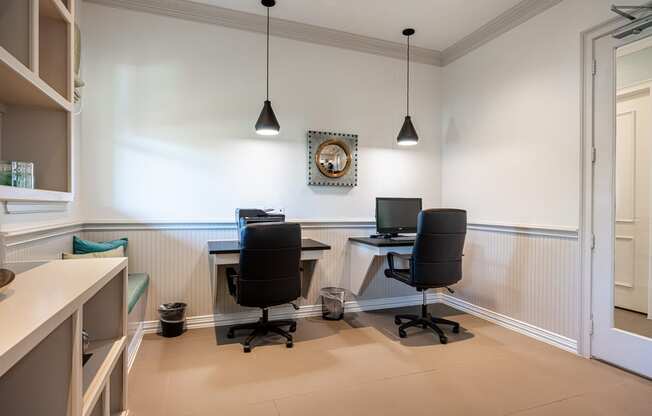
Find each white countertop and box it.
[0,258,128,377]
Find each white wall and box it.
[441,0,637,229]
[80,3,442,222]
[438,0,645,344]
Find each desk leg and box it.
[208,255,218,304]
[349,243,379,296]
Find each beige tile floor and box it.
[128,305,652,416]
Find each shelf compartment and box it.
[1,105,70,194]
[0,317,73,416]
[39,0,72,23]
[82,337,126,416]
[0,46,72,110]
[0,0,31,69]
[39,13,70,100]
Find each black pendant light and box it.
[397,28,418,146]
[255,0,280,136]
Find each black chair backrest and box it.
[238,222,302,308]
[411,209,467,288]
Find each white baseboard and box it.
[135,293,577,362]
[142,293,439,334]
[438,293,578,354]
[127,321,145,373]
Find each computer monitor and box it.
[375,197,422,236]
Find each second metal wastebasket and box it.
[320,287,346,321]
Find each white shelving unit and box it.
[0,0,75,202]
[0,259,129,416]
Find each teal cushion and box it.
[73,236,128,254]
[128,273,150,314]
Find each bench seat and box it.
[128,272,150,314]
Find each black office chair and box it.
[226,222,301,352]
[384,209,467,344]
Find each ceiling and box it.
[195,0,525,51]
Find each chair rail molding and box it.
[1,219,579,248]
[86,0,564,67]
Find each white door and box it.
[615,81,652,314]
[592,31,652,378]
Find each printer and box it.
[235,208,285,242]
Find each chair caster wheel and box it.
[227,331,235,339]
[452,326,460,334]
[421,324,428,329]
[398,330,407,338]
[439,336,448,344]
[286,341,293,349]
[243,344,251,353]
[289,324,297,333]
[394,317,402,325]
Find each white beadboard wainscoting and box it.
[1,220,580,352]
[461,223,580,342]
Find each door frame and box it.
[580,10,652,358]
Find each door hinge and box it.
[591,234,596,250]
[592,59,597,76]
[591,147,597,164]
[589,319,594,336]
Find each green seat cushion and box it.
[73,236,128,254]
[128,273,150,314]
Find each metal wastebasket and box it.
[320,287,346,320]
[158,302,187,337]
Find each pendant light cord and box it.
[266,7,270,101]
[406,35,410,116]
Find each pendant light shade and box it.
[397,28,418,146]
[255,0,280,136]
[397,116,418,145]
[255,100,280,135]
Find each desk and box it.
[348,237,414,295]
[208,238,331,265]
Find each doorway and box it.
[588,21,652,378]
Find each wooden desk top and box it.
[208,238,331,254]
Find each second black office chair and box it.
[384,209,467,344]
[226,222,302,352]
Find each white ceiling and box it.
[195,0,525,51]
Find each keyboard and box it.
[389,236,415,242]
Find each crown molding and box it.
[440,0,563,66]
[85,0,442,66]
[86,0,566,67]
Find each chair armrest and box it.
[226,267,239,297]
[387,252,411,273]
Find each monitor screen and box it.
[376,198,422,234]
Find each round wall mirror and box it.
[315,139,352,178]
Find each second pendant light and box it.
[397,28,419,146]
[255,0,280,136]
